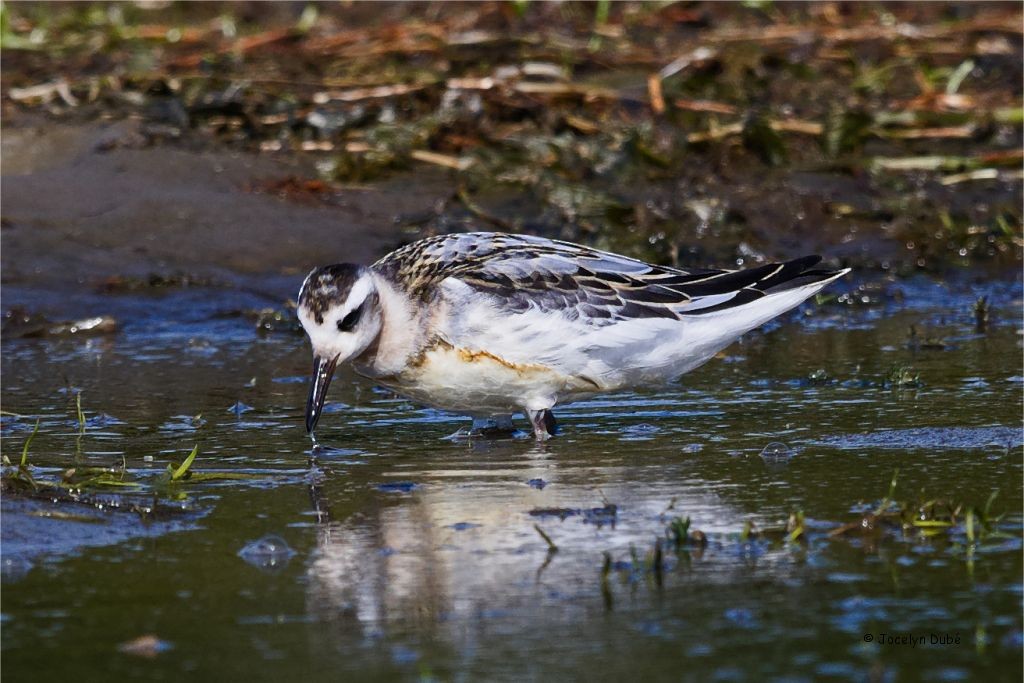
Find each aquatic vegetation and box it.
[167,445,198,482]
[974,296,990,332]
[805,368,831,385]
[884,364,922,389]
[1,419,42,492]
[2,434,266,514]
[600,471,1011,612]
[830,471,1009,546]
[529,504,618,526]
[20,418,40,468]
[533,524,558,553]
[786,511,805,544]
[162,446,268,484]
[907,325,949,351]
[665,515,707,549]
[75,392,86,436]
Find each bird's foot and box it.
[444,415,519,441]
[526,409,557,441]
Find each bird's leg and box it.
[493,414,516,432]
[526,409,556,441]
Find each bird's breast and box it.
[362,339,592,414]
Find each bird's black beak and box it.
[306,354,339,435]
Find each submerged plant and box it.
[973,296,989,332]
[76,391,86,435]
[884,364,921,389]
[786,510,805,543]
[602,471,1013,606]
[830,469,1008,549]
[874,469,900,515]
[600,551,613,610]
[806,368,830,385]
[160,445,265,484]
[2,419,42,491]
[533,524,558,553]
[665,515,707,549]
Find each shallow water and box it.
[2,275,1022,681]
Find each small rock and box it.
[117,634,173,658]
[2,307,118,339]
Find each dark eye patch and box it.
[337,305,362,332]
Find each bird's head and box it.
[297,264,382,436]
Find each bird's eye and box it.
[337,305,362,332]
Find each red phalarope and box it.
[298,232,849,440]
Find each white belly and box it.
[359,342,597,416]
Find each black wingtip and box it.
[757,254,850,291]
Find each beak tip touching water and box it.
[305,354,339,436]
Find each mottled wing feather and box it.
[373,232,833,322]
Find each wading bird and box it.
[298,232,847,440]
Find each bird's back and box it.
[372,232,847,397]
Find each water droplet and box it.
[759,442,794,462]
[238,534,296,571]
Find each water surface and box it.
[2,276,1021,681]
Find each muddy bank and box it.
[2,1,1020,300]
[1,115,453,304]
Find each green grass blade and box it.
[76,392,86,435]
[20,419,40,467]
[874,468,899,515]
[170,444,198,481]
[983,490,999,518]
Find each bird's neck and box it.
[352,272,428,378]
